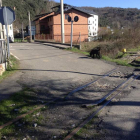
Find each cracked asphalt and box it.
[0,42,115,101]
[0,42,140,140]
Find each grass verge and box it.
[0,55,19,82]
[65,47,89,56]
[65,47,140,67]
[14,38,27,43]
[0,87,39,125]
[102,55,131,66]
[0,87,48,139]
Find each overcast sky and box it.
[55,0,140,9]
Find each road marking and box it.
[10,53,20,60]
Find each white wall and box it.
[88,15,98,37]
[8,24,14,38]
[0,23,3,39]
[3,24,14,42]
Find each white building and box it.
[88,14,98,41]
[0,24,14,42]
[8,24,14,42]
[3,24,14,42]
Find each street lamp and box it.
[60,0,65,43]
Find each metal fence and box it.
[35,32,88,45]
[0,39,7,64]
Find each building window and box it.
[89,20,90,24]
[40,25,50,34]
[95,28,96,31]
[89,26,90,29]
[93,21,94,24]
[40,25,45,30]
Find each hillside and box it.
[2,0,57,28]
[82,7,140,28]
[2,0,140,29]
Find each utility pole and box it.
[4,7,10,58]
[0,0,3,39]
[28,11,32,42]
[22,22,24,41]
[70,20,73,49]
[0,0,2,39]
[60,0,65,43]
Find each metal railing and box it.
[0,39,7,64]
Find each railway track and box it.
[0,67,139,140]
[63,72,140,140]
[65,67,118,99]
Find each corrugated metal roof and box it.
[52,4,98,15]
[72,7,98,15]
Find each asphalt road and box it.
[6,42,115,101]
[0,42,139,140]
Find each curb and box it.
[34,40,80,49]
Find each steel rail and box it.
[63,74,140,140]
[83,74,134,107]
[65,67,118,99]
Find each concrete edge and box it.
[34,40,81,49]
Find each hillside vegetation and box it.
[2,0,57,28]
[82,7,140,28]
[2,0,140,30]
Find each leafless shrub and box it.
[82,22,140,58]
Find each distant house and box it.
[3,24,14,42]
[34,4,98,42]
[88,14,98,41]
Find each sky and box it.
[54,0,140,9]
